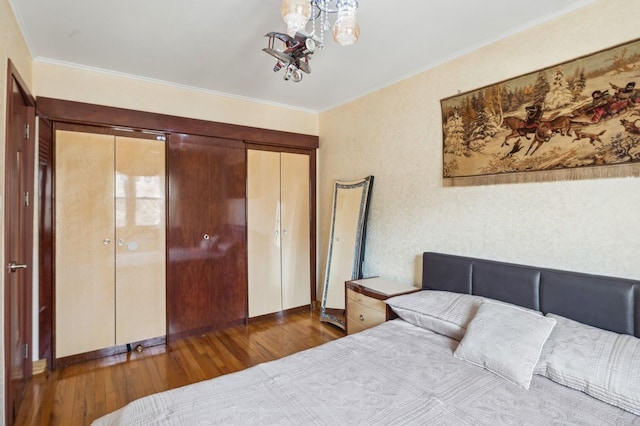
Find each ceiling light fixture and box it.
[263,0,359,82]
[281,0,360,46]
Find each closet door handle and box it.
[7,261,28,273]
[103,238,111,245]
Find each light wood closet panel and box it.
[247,151,281,316]
[55,131,116,357]
[280,152,311,310]
[55,130,166,358]
[114,136,166,344]
[248,150,310,317]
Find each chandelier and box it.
[281,0,360,46]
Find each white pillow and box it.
[385,291,484,340]
[542,314,640,416]
[453,301,556,389]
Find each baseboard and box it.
[55,336,166,369]
[247,304,313,324]
[32,359,47,375]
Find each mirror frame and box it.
[320,176,374,329]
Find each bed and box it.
[93,252,640,425]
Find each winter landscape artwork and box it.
[441,38,640,186]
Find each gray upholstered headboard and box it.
[422,252,640,338]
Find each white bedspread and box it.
[93,320,640,425]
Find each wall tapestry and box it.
[441,38,640,186]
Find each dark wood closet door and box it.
[167,134,247,339]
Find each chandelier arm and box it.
[310,5,322,21]
[310,0,359,15]
[312,2,339,14]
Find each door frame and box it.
[4,59,36,424]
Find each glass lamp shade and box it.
[281,0,312,36]
[332,8,359,46]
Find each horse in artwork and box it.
[500,116,537,147]
[547,115,573,137]
[501,114,573,148]
[525,122,554,155]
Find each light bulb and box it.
[332,7,359,46]
[281,0,311,36]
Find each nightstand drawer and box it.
[345,315,369,334]
[347,297,386,330]
[345,277,418,335]
[346,288,386,312]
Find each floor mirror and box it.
[320,176,374,329]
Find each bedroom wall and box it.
[318,0,640,292]
[33,61,318,136]
[0,0,33,419]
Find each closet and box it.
[38,97,319,365]
[55,128,166,358]
[167,134,247,338]
[247,149,311,317]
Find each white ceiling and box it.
[10,0,595,112]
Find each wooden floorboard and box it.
[15,309,344,426]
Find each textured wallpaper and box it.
[318,0,640,291]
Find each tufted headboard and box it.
[422,252,640,338]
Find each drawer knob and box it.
[359,314,365,322]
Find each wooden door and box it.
[4,61,35,424]
[114,136,166,344]
[247,150,282,317]
[280,153,310,310]
[167,134,247,338]
[54,131,116,358]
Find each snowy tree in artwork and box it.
[444,110,465,154]
[545,67,575,109]
[569,67,586,97]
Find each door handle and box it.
[7,261,28,273]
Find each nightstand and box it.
[345,277,420,335]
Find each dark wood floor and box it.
[15,309,345,426]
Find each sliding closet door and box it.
[114,136,166,344]
[280,153,310,310]
[247,149,311,317]
[167,134,247,338]
[55,131,115,358]
[248,150,282,317]
[56,129,167,359]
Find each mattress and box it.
[93,320,640,425]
